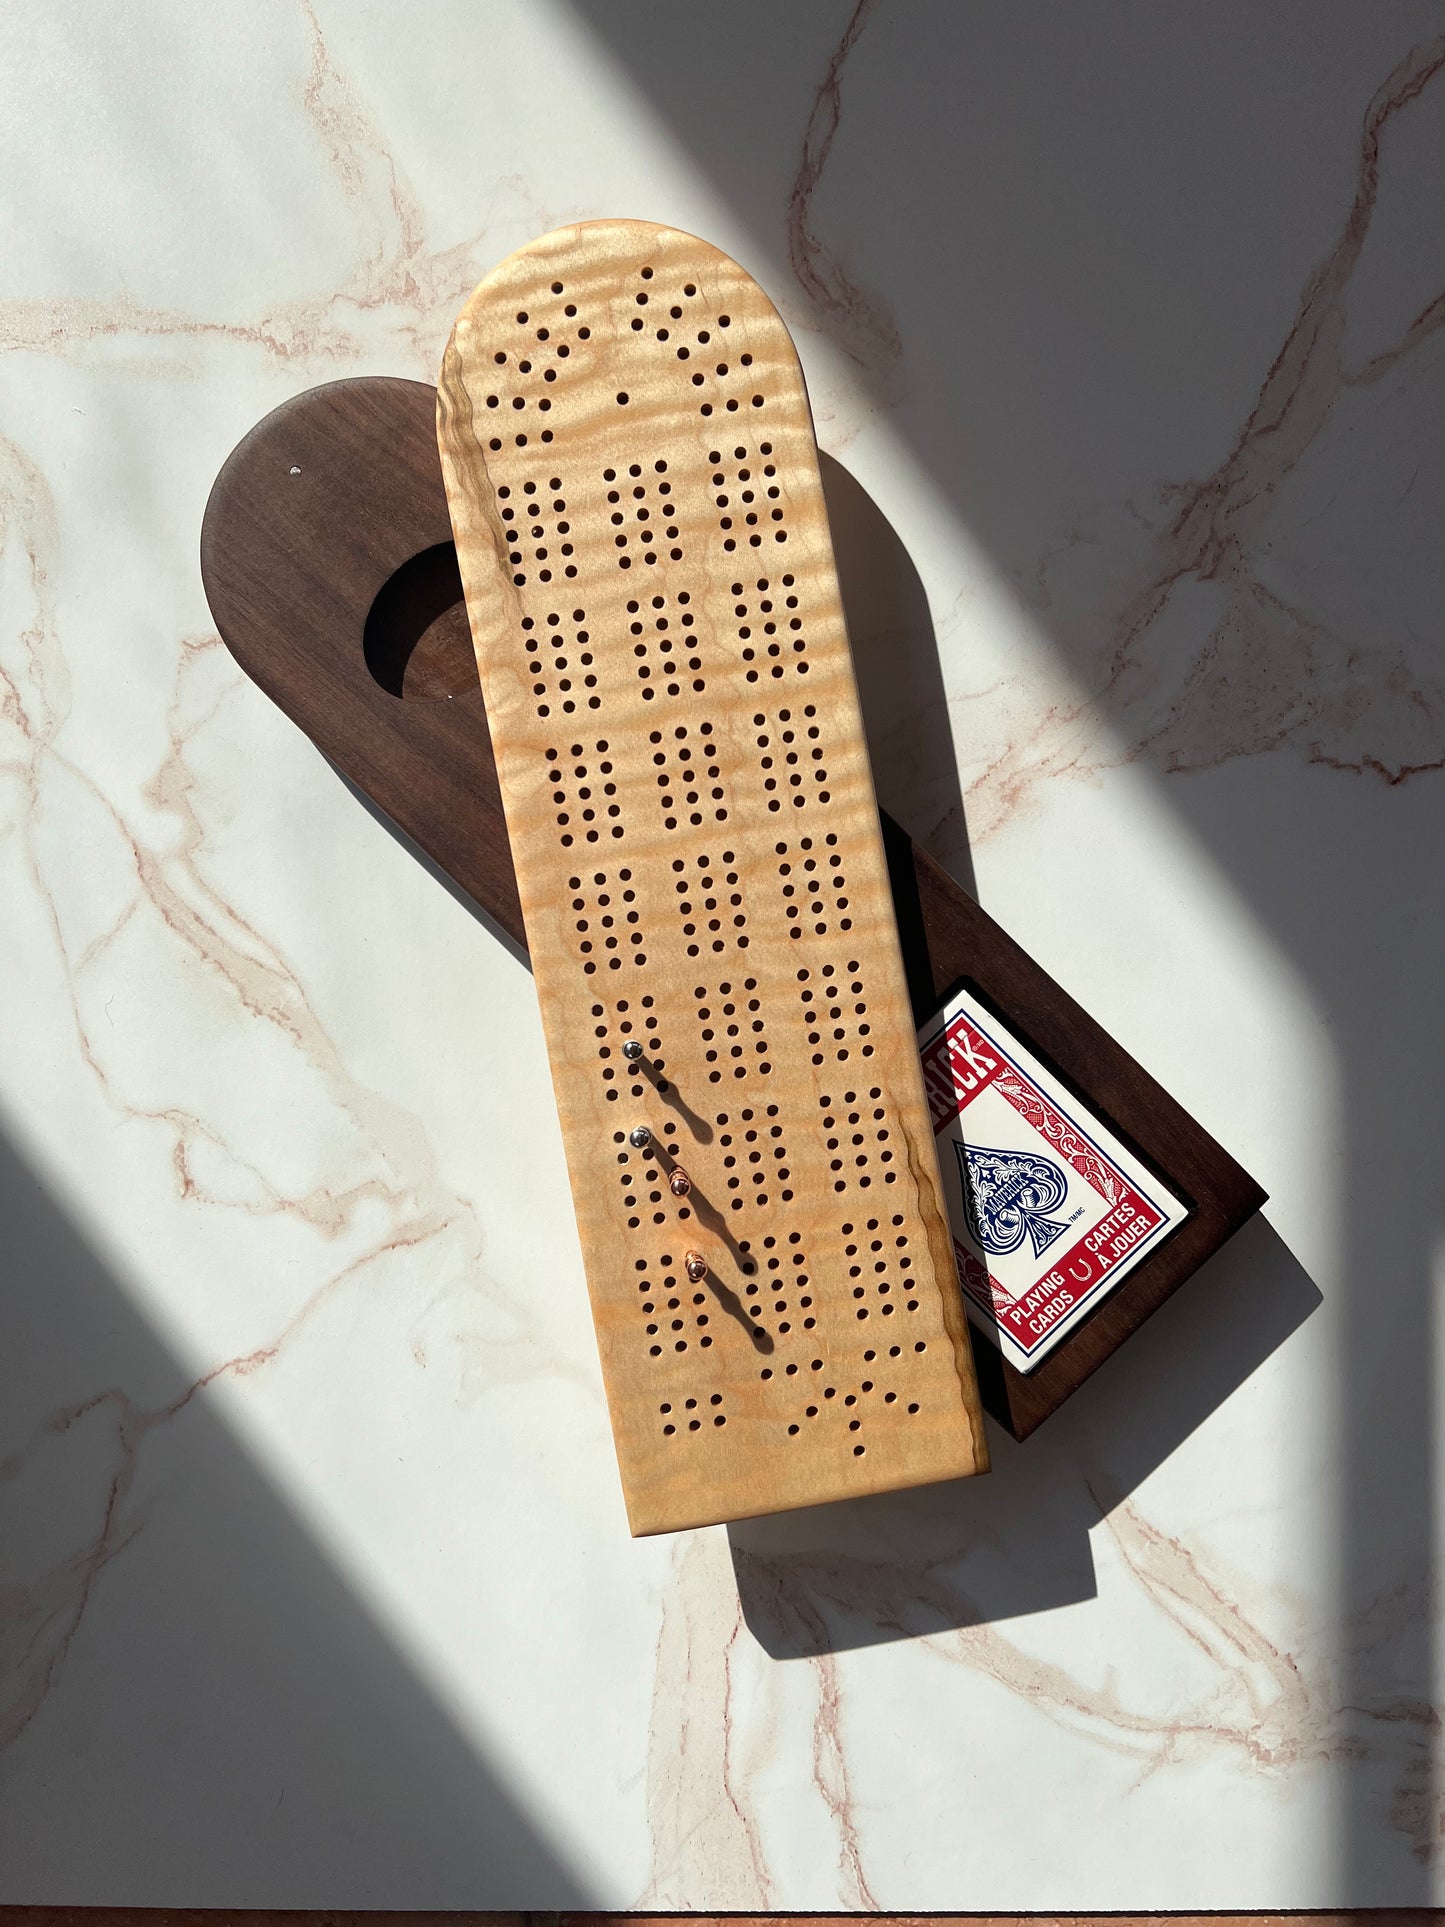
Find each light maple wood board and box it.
[438,219,988,1534]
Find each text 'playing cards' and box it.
[919,985,1189,1374]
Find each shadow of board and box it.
[727,1210,1318,1657]
[0,1123,592,1906]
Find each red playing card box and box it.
[921,984,1190,1374]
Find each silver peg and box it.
[628,1125,653,1150]
[621,1040,644,1063]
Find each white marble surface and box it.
[2,0,1442,1907]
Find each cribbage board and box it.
[437,220,989,1533]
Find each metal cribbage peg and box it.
[684,1250,707,1284]
[621,1039,645,1065]
[628,1124,652,1150]
[668,1166,692,1198]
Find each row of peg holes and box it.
[756,708,829,810]
[843,1212,917,1318]
[694,976,769,1092]
[632,1243,713,1356]
[499,478,574,587]
[606,461,682,570]
[703,390,765,420]
[631,272,760,419]
[484,280,698,1378]
[570,867,645,981]
[778,834,851,936]
[653,725,725,831]
[613,1116,686,1230]
[827,1096,893,1195]
[481,289,581,450]
[633,593,704,700]
[480,282,589,454]
[626,269,764,421]
[759,1341,928,1455]
[548,739,622,846]
[527,608,600,717]
[660,1393,726,1437]
[740,1219,808,1335]
[757,1227,808,1288]
[714,450,785,551]
[734,574,807,681]
[717,1100,791,1212]
[623,263,707,410]
[594,995,664,1102]
[675,854,748,961]
[790,1367,923,1451]
[768,1262,929,1451]
[819,1080,896,1192]
[800,964,876,1074]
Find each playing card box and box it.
[921,984,1189,1375]
[883,823,1265,1437]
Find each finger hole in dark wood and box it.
[363,541,477,700]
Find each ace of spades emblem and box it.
[954,1140,1072,1260]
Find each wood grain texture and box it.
[200,374,1265,1446]
[436,221,988,1533]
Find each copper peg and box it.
[684,1250,707,1284]
[669,1165,692,1198]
